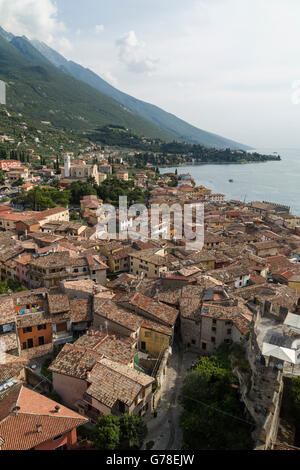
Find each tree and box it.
[291,377,300,422]
[179,350,254,450]
[12,187,70,211]
[70,211,80,221]
[50,179,61,190]
[87,176,96,186]
[167,176,178,187]
[0,279,27,294]
[69,181,97,205]
[94,415,120,450]
[12,177,25,187]
[119,414,148,449]
[0,170,5,184]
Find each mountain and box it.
[31,39,251,150]
[0,26,14,42]
[0,34,172,140]
[0,25,250,149]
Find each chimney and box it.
[12,406,20,415]
[55,405,60,413]
[36,424,42,434]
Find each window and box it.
[227,329,232,335]
[212,327,216,333]
[145,332,151,338]
[192,339,196,345]
[211,337,216,343]
[27,338,34,349]
[119,401,125,413]
[38,324,46,331]
[23,327,32,334]
[202,343,206,350]
[38,336,45,346]
[22,342,26,350]
[212,319,217,325]
[0,323,15,334]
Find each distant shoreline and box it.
[159,159,281,168]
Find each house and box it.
[129,248,169,278]
[208,264,251,289]
[0,208,69,232]
[97,241,130,274]
[6,167,29,183]
[0,353,28,393]
[47,292,73,347]
[49,339,154,421]
[280,214,300,230]
[186,251,216,271]
[12,289,53,358]
[198,302,252,353]
[203,232,224,250]
[0,213,34,231]
[0,206,12,216]
[21,182,35,192]
[38,207,69,225]
[288,275,300,294]
[15,219,40,234]
[0,385,87,450]
[0,160,22,171]
[0,296,18,355]
[115,291,179,330]
[41,221,86,237]
[93,299,173,357]
[27,251,108,289]
[70,298,93,334]
[250,241,280,257]
[116,170,129,181]
[80,195,103,225]
[82,358,154,420]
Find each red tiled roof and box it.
[0,385,87,450]
[116,292,178,326]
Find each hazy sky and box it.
[1,0,300,148]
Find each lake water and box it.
[159,148,300,216]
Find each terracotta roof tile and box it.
[0,385,87,450]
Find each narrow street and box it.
[144,343,199,450]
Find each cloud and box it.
[95,24,104,34]
[102,71,118,87]
[55,37,72,54]
[116,30,159,74]
[0,0,65,43]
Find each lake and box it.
[159,148,300,216]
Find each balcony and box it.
[52,330,73,346]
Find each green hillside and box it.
[0,35,172,141]
[31,39,251,150]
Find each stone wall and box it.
[235,310,285,450]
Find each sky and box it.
[1,0,300,149]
